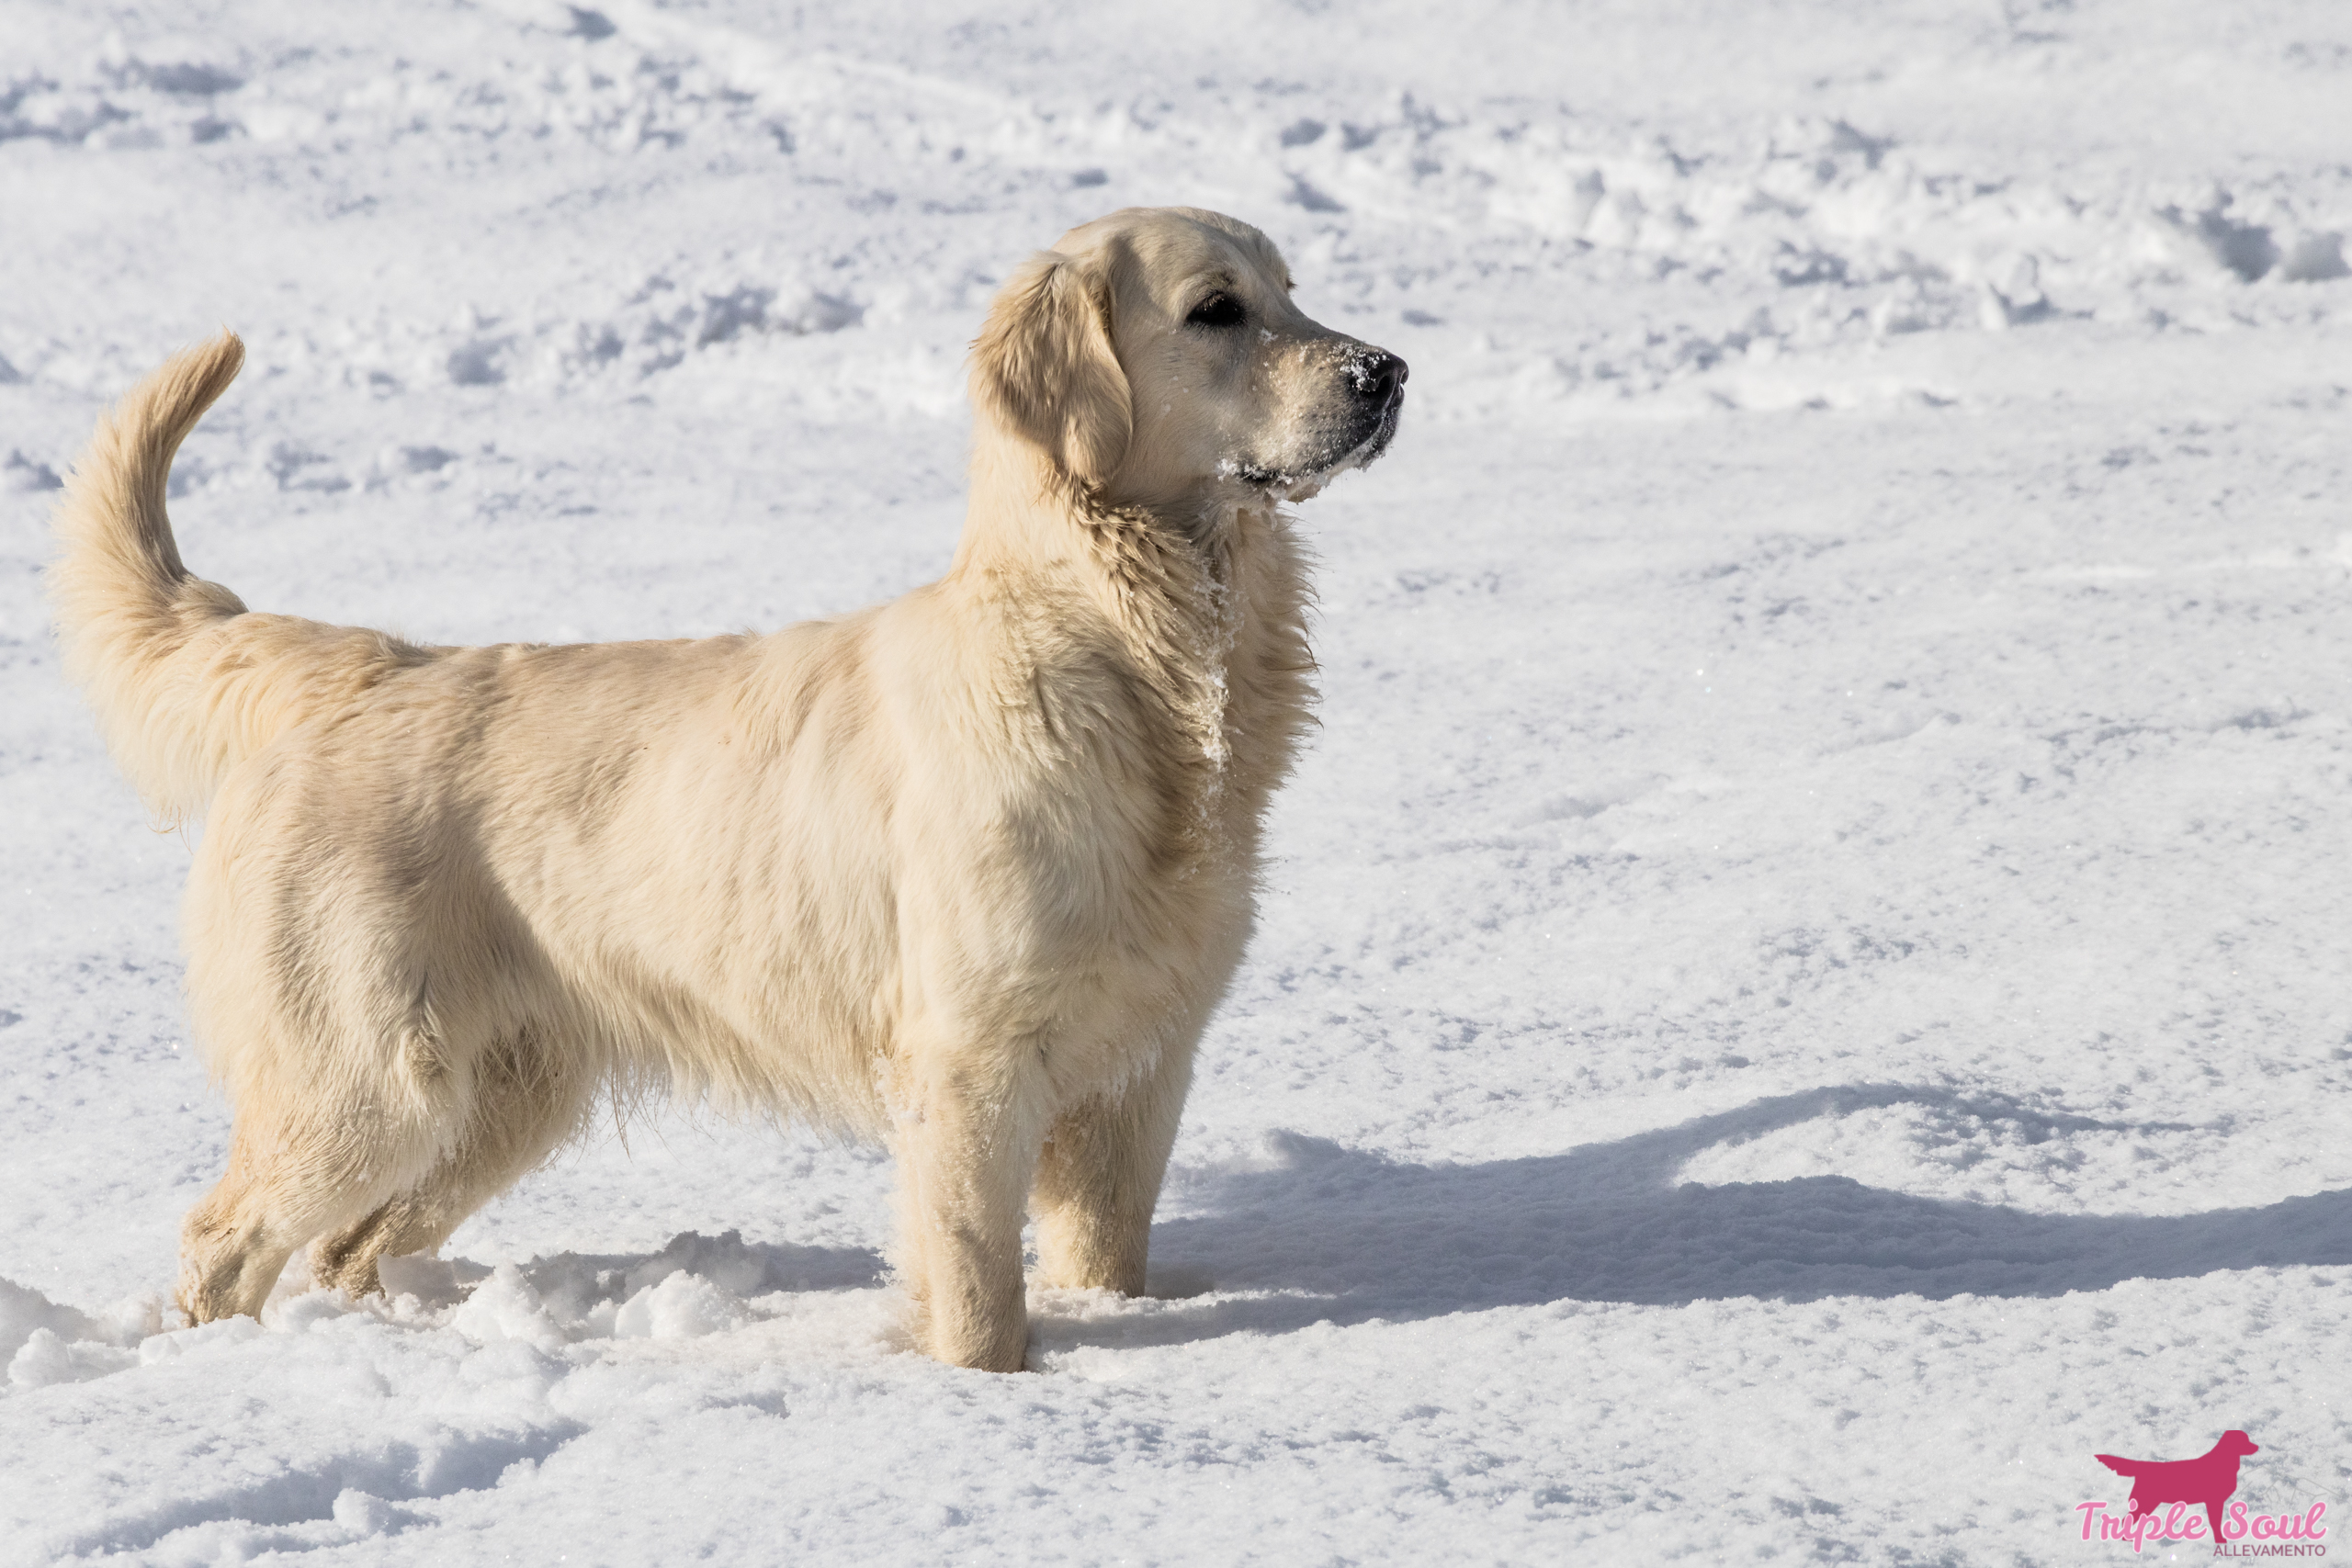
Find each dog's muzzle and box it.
[1237,347,1410,491]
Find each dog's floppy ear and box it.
[970,249,1131,488]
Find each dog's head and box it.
[970,207,1407,511]
[2219,1431,2259,1457]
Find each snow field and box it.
[4,0,2351,1561]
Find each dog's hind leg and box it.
[1031,1035,1194,1296]
[311,1027,590,1299]
[176,925,503,1321]
[176,1102,418,1324]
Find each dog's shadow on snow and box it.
[443,1083,2350,1359]
[1041,1083,2352,1352]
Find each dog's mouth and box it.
[1232,382,1407,500]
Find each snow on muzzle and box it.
[1238,342,1409,490]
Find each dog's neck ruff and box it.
[963,459,1313,874]
[949,421,1317,869]
[1070,486,1253,781]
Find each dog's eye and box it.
[1185,293,1246,329]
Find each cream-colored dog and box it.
[50,207,1406,1371]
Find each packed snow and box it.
[5,0,2351,1561]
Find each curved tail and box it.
[48,333,442,824]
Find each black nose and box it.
[1358,351,1408,404]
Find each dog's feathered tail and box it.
[48,332,442,824]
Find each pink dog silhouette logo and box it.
[2098,1430,2257,1542]
[2075,1429,2331,1554]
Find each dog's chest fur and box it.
[1069,501,1309,842]
[938,500,1315,1070]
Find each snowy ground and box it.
[5,1,2352,1561]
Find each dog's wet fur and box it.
[48,208,1404,1371]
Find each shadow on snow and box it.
[1049,1081,2352,1349]
[460,1083,2350,1353]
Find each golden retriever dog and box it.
[48,207,1406,1371]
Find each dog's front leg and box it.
[893,1055,1046,1372]
[1031,1034,1194,1296]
